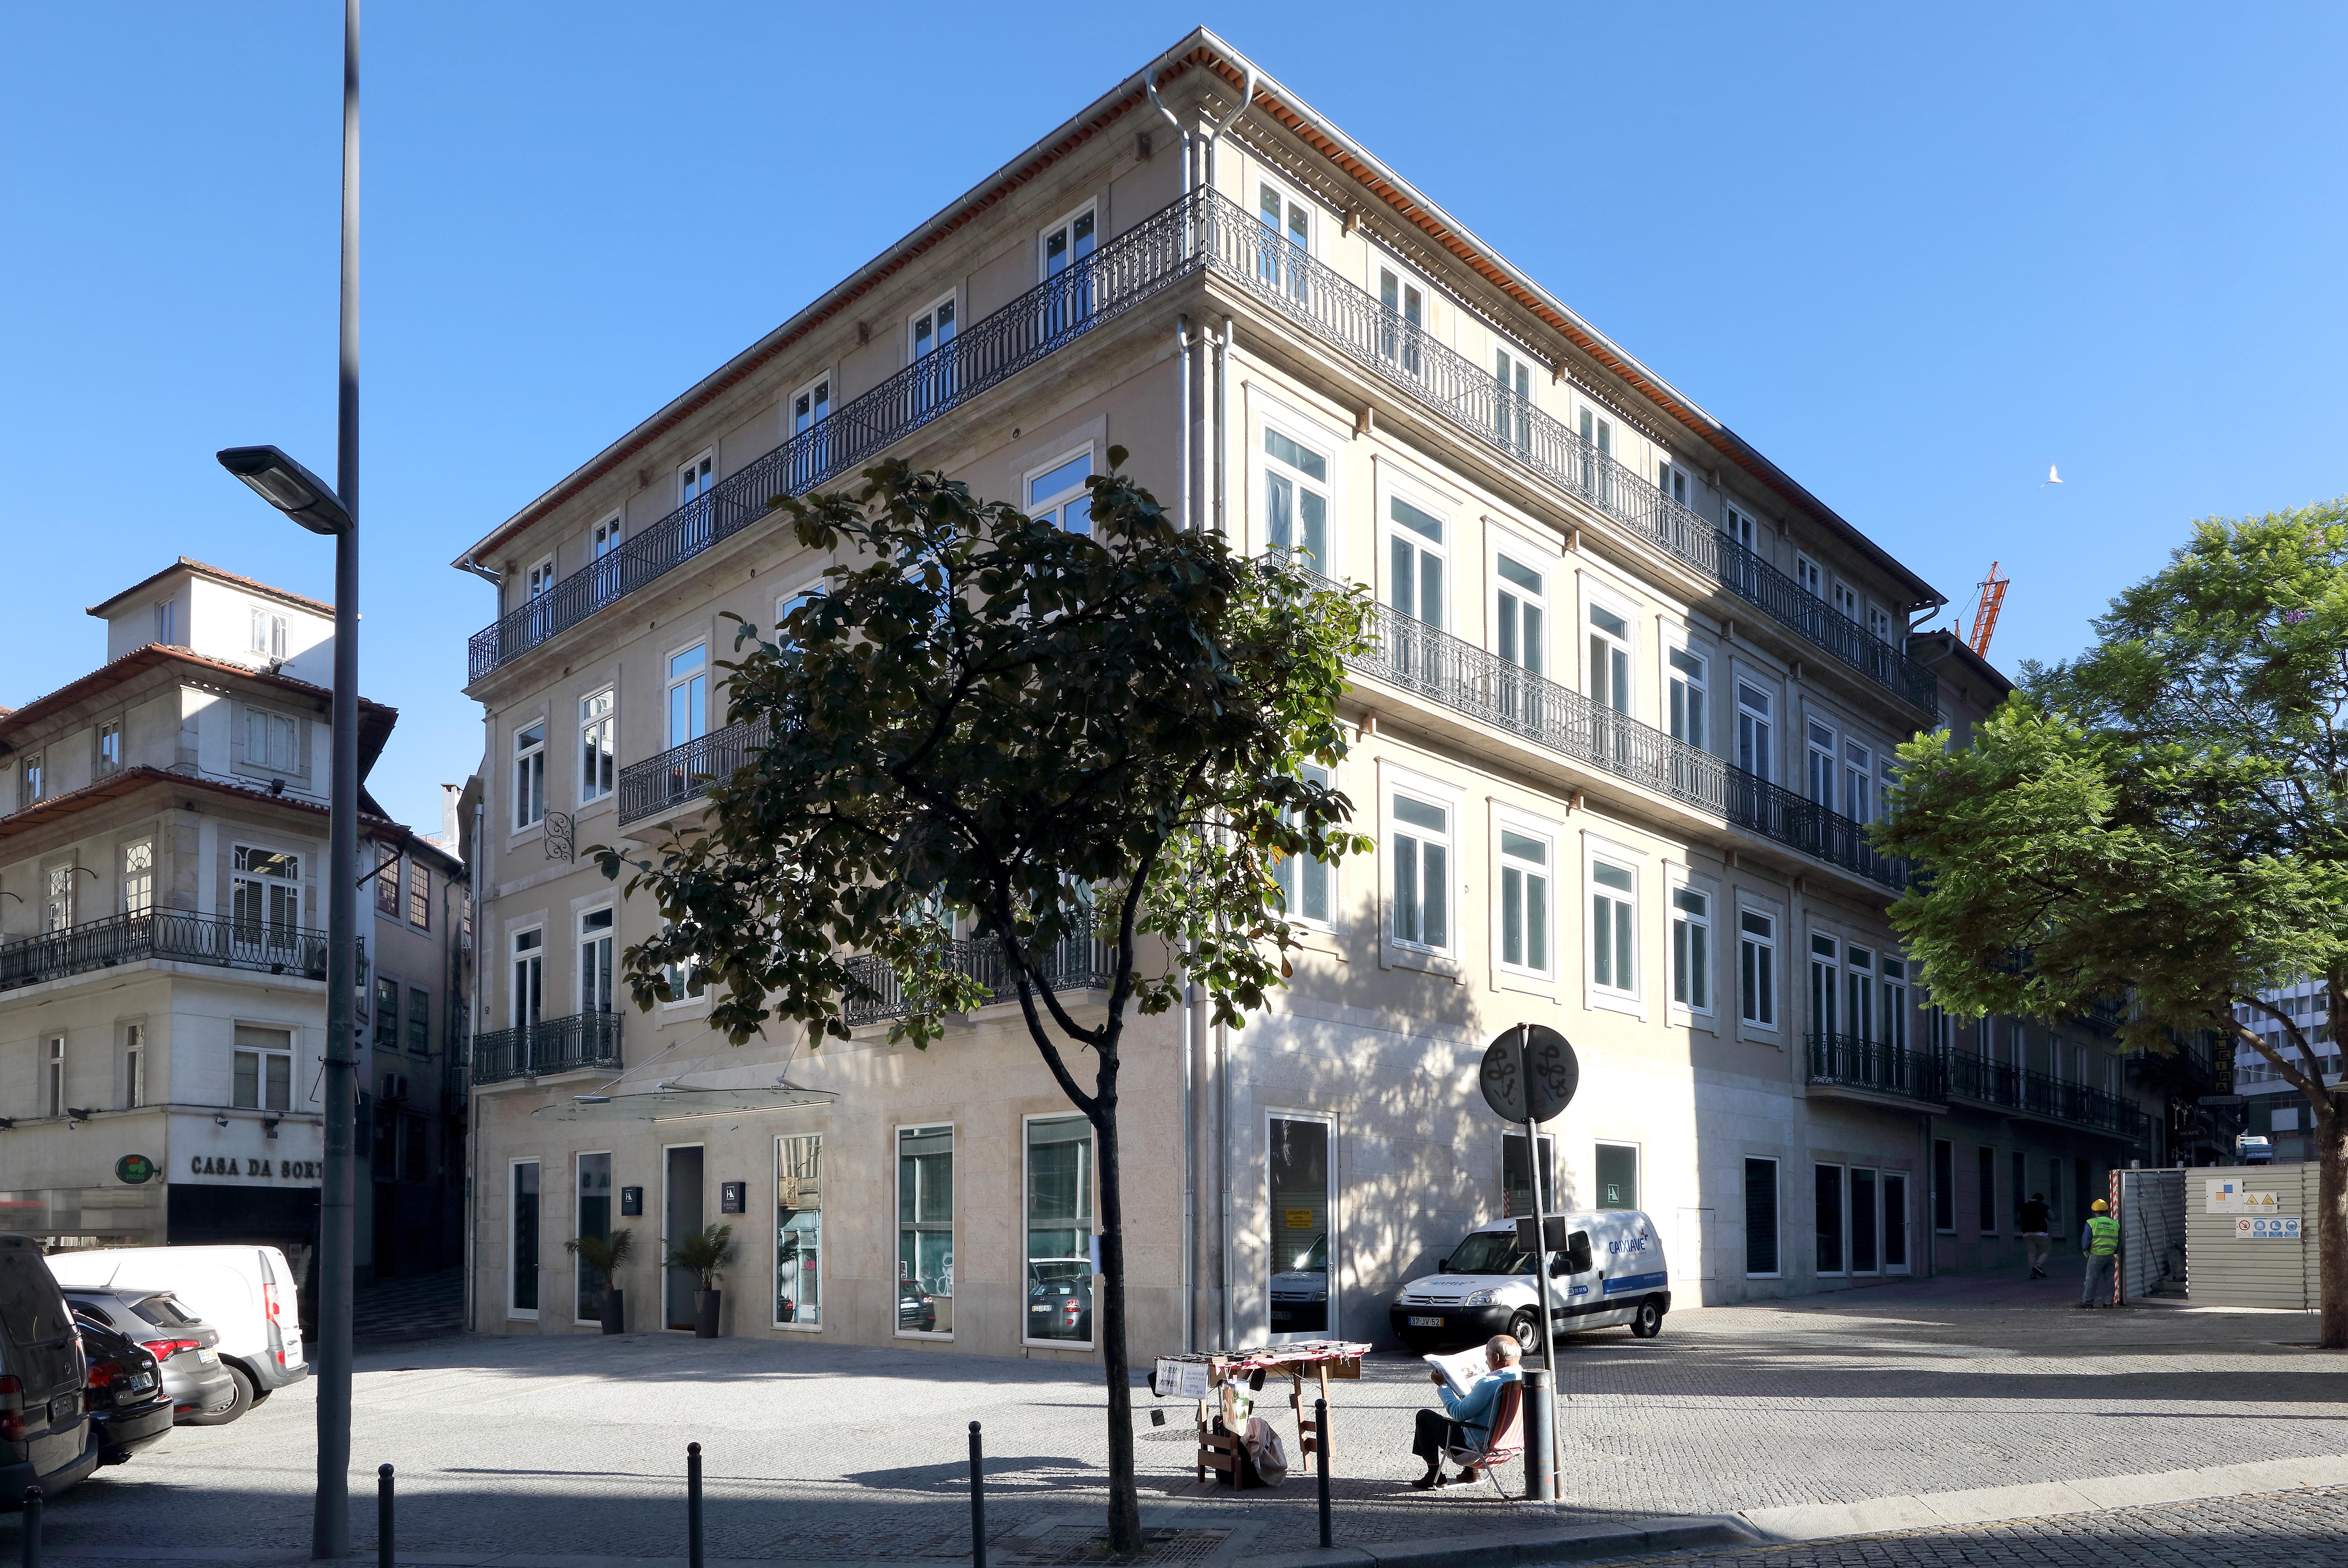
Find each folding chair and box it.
[1443,1377,1525,1499]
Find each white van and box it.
[47,1246,305,1420]
[1388,1210,1670,1351]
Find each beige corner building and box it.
[453,31,2172,1360]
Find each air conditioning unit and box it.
[382,1073,409,1102]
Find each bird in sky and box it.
[2041,464,2064,487]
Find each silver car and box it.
[65,1291,237,1425]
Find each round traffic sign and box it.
[115,1154,157,1185]
[1479,1025,1579,1124]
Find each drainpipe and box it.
[465,795,485,1332]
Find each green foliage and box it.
[563,1226,637,1280]
[666,1224,735,1291]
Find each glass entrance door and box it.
[1268,1115,1333,1340]
[664,1145,705,1330]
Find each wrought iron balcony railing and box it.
[1943,1050,2144,1140]
[1807,1033,1945,1104]
[844,921,1115,1028]
[617,718,773,826]
[0,910,328,992]
[470,1010,622,1087]
[1350,592,1909,890]
[468,189,1935,718]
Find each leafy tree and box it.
[597,453,1372,1547]
[1878,501,2348,1344]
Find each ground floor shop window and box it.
[575,1153,611,1323]
[1815,1163,1845,1275]
[1025,1116,1094,1345]
[1744,1157,1780,1277]
[1501,1130,1557,1217]
[1933,1139,1955,1232]
[898,1126,953,1335]
[777,1135,821,1328]
[1850,1167,1879,1274]
[1595,1142,1639,1209]
[1268,1114,1332,1337]
[510,1160,540,1317]
[1883,1172,1910,1272]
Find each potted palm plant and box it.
[668,1223,735,1339]
[564,1227,636,1334]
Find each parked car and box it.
[1269,1234,1329,1334]
[46,1247,305,1424]
[897,1284,937,1333]
[1026,1259,1093,1342]
[1389,1210,1671,1352]
[72,1315,172,1467]
[66,1293,236,1426]
[0,1234,97,1507]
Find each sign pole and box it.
[1518,1023,1562,1489]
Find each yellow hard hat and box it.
[2091,1199,2109,1213]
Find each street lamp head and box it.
[216,445,351,535]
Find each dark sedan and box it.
[75,1317,172,1467]
[897,1285,937,1333]
[68,1293,236,1425]
[1026,1260,1093,1343]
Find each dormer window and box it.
[251,607,289,661]
[154,599,178,647]
[96,721,122,776]
[21,752,44,808]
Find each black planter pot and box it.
[694,1288,721,1339]
[600,1287,625,1335]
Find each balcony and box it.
[844,921,1115,1028]
[1807,1033,1947,1107]
[617,718,772,827]
[0,911,328,993]
[468,190,1936,718]
[1945,1050,2145,1141]
[470,1010,622,1088]
[1351,594,1909,891]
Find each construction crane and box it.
[1967,562,2011,658]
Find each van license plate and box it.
[48,1394,77,1424]
[1407,1316,1443,1327]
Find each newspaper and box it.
[1423,1347,1488,1400]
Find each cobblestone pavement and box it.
[1604,1483,2348,1567]
[10,1276,2345,1564]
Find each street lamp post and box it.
[212,6,361,1557]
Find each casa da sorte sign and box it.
[187,1155,323,1182]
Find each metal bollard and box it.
[687,1442,703,1568]
[20,1485,40,1568]
[1522,1367,1555,1502]
[968,1421,987,1568]
[1315,1398,1331,1549]
[377,1465,394,1568]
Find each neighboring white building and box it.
[2233,984,2339,1163]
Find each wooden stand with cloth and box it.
[1174,1342,1368,1487]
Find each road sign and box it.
[1480,1025,1580,1124]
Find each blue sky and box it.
[4,3,2343,834]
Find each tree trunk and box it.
[2320,1096,2347,1349]
[1093,1057,1141,1552]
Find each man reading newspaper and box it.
[1408,1334,1523,1489]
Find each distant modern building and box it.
[0,558,468,1286]
[2232,984,2336,1163]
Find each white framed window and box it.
[153,599,177,645]
[1739,908,1778,1031]
[1806,719,1837,810]
[1866,604,1893,644]
[1879,753,1899,826]
[1657,461,1689,507]
[666,644,708,748]
[1845,943,1876,1042]
[1815,1161,1846,1276]
[791,374,832,435]
[579,907,615,1015]
[511,927,543,1031]
[1386,493,1447,630]
[250,606,289,661]
[1744,1156,1781,1278]
[660,919,706,1006]
[123,1023,145,1110]
[1830,580,1860,623]
[1263,426,1329,573]
[43,863,74,933]
[1378,265,1425,374]
[1257,180,1311,298]
[43,1034,64,1118]
[1810,933,1840,1039]
[897,1124,955,1338]
[20,752,43,808]
[1026,448,1093,534]
[579,689,615,805]
[1588,600,1633,714]
[1736,680,1774,782]
[1495,553,1545,678]
[230,847,300,937]
[1023,1113,1096,1347]
[120,839,153,917]
[591,511,623,559]
[1040,202,1097,281]
[910,292,958,363]
[1578,405,1614,461]
[1848,1165,1882,1275]
[1494,347,1533,453]
[573,1151,614,1325]
[1725,503,1759,556]
[232,1025,293,1112]
[1792,554,1821,597]
[1668,645,1707,748]
[509,1159,541,1319]
[1496,825,1551,977]
[1271,763,1333,928]
[1389,790,1451,953]
[1589,858,1638,998]
[513,721,546,829]
[96,718,122,775]
[247,707,300,772]
[1672,884,1712,1015]
[526,557,556,600]
[774,584,822,655]
[1883,956,1909,1050]
[776,1133,824,1330]
[678,450,715,506]
[1843,738,1874,825]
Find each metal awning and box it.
[530,1084,838,1123]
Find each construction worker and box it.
[2077,1197,2120,1308]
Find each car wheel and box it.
[1629,1298,1664,1339]
[1507,1310,1542,1353]
[182,1366,253,1426]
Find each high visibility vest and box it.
[2086,1215,2119,1256]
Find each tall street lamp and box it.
[214,3,361,1558]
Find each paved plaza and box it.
[10,1274,2347,1566]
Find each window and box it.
[580,908,615,1014]
[1495,554,1545,678]
[1933,1139,1955,1232]
[1725,503,1758,556]
[1497,828,1550,975]
[123,1024,145,1110]
[1263,428,1328,572]
[1588,603,1632,714]
[678,450,715,506]
[1736,682,1773,782]
[1806,721,1837,811]
[1882,958,1908,1050]
[1672,886,1711,1013]
[511,928,543,1031]
[573,1152,612,1323]
[1830,580,1860,623]
[661,921,705,1004]
[22,752,44,808]
[43,1035,64,1118]
[1809,933,1840,1038]
[231,847,300,937]
[1595,1143,1639,1209]
[776,1134,823,1328]
[374,976,399,1047]
[1040,204,1098,332]
[526,558,556,602]
[591,512,623,559]
[232,1025,293,1113]
[1846,945,1875,1042]
[120,840,152,919]
[1668,647,1706,748]
[1977,1146,1998,1235]
[792,375,831,436]
[510,1160,541,1317]
[1793,554,1822,597]
[1590,861,1637,995]
[408,862,431,929]
[1815,1163,1844,1275]
[666,647,707,749]
[1024,1115,1095,1345]
[1378,267,1424,375]
[1270,763,1332,926]
[248,708,299,772]
[153,599,177,645]
[43,864,74,933]
[1267,1114,1333,1338]
[1494,347,1533,453]
[1851,1167,1879,1274]
[1501,1131,1558,1217]
[250,606,288,661]
[579,689,615,804]
[1885,1172,1910,1273]
[1867,604,1893,644]
[1257,182,1309,298]
[1658,461,1689,507]
[514,722,546,830]
[1026,450,1092,534]
[407,986,430,1054]
[1744,1157,1780,1277]
[897,1125,955,1335]
[374,846,400,916]
[910,294,958,411]
[1389,793,1450,951]
[1739,909,1777,1029]
[1387,496,1446,629]
[1843,738,1874,826]
[96,720,122,775]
